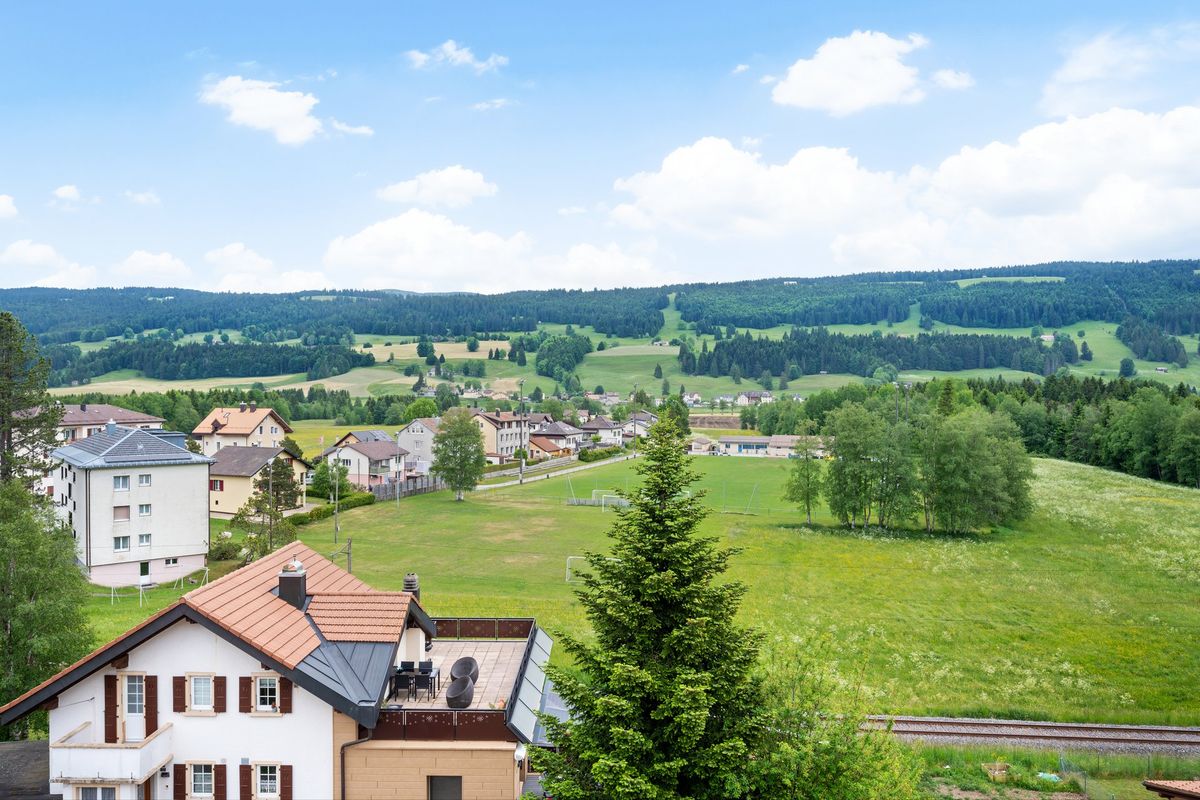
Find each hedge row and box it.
[578,446,626,463]
[292,492,376,526]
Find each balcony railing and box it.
[50,721,173,783]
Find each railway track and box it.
[865,715,1200,753]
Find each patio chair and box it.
[450,656,479,684]
[418,660,433,674]
[445,676,475,709]
[392,671,413,700]
[400,660,415,673]
[413,671,435,700]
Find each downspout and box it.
[84,469,91,569]
[340,726,373,800]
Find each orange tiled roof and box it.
[193,406,293,437]
[307,593,411,641]
[1146,781,1200,799]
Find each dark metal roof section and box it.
[505,626,554,744]
[53,425,212,469]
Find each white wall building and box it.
[395,417,439,474]
[52,424,212,588]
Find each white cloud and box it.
[123,190,161,205]
[0,195,16,218]
[200,76,323,145]
[932,68,974,90]
[376,166,498,209]
[0,240,97,288]
[611,106,1200,272]
[204,242,327,292]
[557,205,588,216]
[53,185,81,202]
[772,31,929,115]
[731,64,749,75]
[471,98,511,111]
[740,136,763,149]
[1040,25,1200,117]
[330,118,374,136]
[758,74,778,85]
[113,250,192,286]
[406,40,509,74]
[324,209,532,292]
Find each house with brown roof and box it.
[320,440,408,489]
[470,410,530,462]
[0,543,556,800]
[209,446,312,518]
[56,402,165,443]
[1145,781,1200,798]
[192,403,293,456]
[527,436,568,460]
[579,415,623,447]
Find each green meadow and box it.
[85,455,1200,725]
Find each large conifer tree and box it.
[536,419,763,799]
[0,312,61,484]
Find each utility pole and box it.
[333,447,342,544]
[267,455,275,551]
[395,432,402,510]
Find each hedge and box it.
[292,492,376,526]
[578,446,625,463]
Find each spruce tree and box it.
[536,420,763,799]
[0,312,62,484]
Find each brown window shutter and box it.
[239,676,252,713]
[144,675,158,735]
[173,764,187,800]
[103,674,118,743]
[173,676,187,712]
[214,676,227,713]
[279,677,293,713]
[239,764,253,800]
[214,763,227,800]
[280,764,293,800]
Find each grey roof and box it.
[295,640,396,722]
[629,411,658,422]
[580,416,618,430]
[53,425,212,469]
[209,446,310,477]
[539,421,583,436]
[719,435,771,445]
[351,430,393,443]
[59,403,164,427]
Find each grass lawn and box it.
[954,275,1067,288]
[84,455,1200,724]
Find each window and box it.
[190,675,213,711]
[257,765,279,797]
[165,557,178,567]
[209,479,224,492]
[113,536,130,552]
[258,425,264,434]
[256,676,278,711]
[138,474,151,487]
[191,763,214,797]
[125,674,144,714]
[113,475,129,491]
[113,506,130,522]
[427,776,462,800]
[138,533,151,547]
[138,503,151,517]
[79,788,117,800]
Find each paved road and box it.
[477,453,638,492]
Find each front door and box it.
[122,674,145,742]
[139,561,150,586]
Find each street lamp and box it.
[394,431,402,510]
[333,447,343,543]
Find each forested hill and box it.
[674,260,1200,332]
[3,286,669,343]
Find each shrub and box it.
[292,492,375,526]
[578,445,624,463]
[208,538,241,561]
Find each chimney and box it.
[403,572,421,601]
[105,419,116,435]
[278,556,307,609]
[80,402,87,412]
[249,401,257,412]
[239,401,248,413]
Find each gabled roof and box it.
[539,421,583,436]
[1145,781,1200,799]
[209,445,312,477]
[399,417,440,435]
[193,406,292,437]
[0,544,435,729]
[53,425,212,469]
[580,415,618,430]
[719,435,771,444]
[59,403,164,427]
[349,429,393,443]
[528,436,566,453]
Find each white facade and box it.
[47,621,334,800]
[395,420,437,474]
[331,447,404,489]
[55,461,210,588]
[197,426,284,456]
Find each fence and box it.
[370,474,446,502]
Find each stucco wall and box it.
[340,740,520,800]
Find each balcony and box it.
[50,721,173,783]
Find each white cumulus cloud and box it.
[731,64,749,75]
[471,98,511,111]
[330,118,374,136]
[0,195,16,218]
[932,68,974,90]
[123,190,161,205]
[0,240,97,288]
[200,76,323,145]
[205,242,328,292]
[376,166,497,209]
[113,250,192,286]
[772,31,929,115]
[406,40,509,74]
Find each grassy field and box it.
[954,275,1067,288]
[84,455,1200,724]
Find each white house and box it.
[56,403,165,443]
[323,440,407,489]
[619,411,658,439]
[52,424,212,588]
[395,417,439,474]
[682,392,703,407]
[0,544,557,800]
[579,415,623,446]
[192,403,292,456]
[735,391,774,406]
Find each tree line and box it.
[48,338,374,386]
[1115,315,1190,366]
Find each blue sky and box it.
[1,2,1198,292]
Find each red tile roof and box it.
[1145,781,1200,799]
[307,593,411,641]
[193,406,292,436]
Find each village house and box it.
[323,440,408,489]
[579,415,624,447]
[619,410,658,440]
[527,436,569,460]
[208,446,312,518]
[192,403,292,456]
[534,420,586,452]
[0,544,558,800]
[717,435,771,456]
[470,410,530,462]
[735,391,774,406]
[51,423,212,588]
[56,402,165,443]
[689,435,717,455]
[682,391,703,407]
[395,417,440,474]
